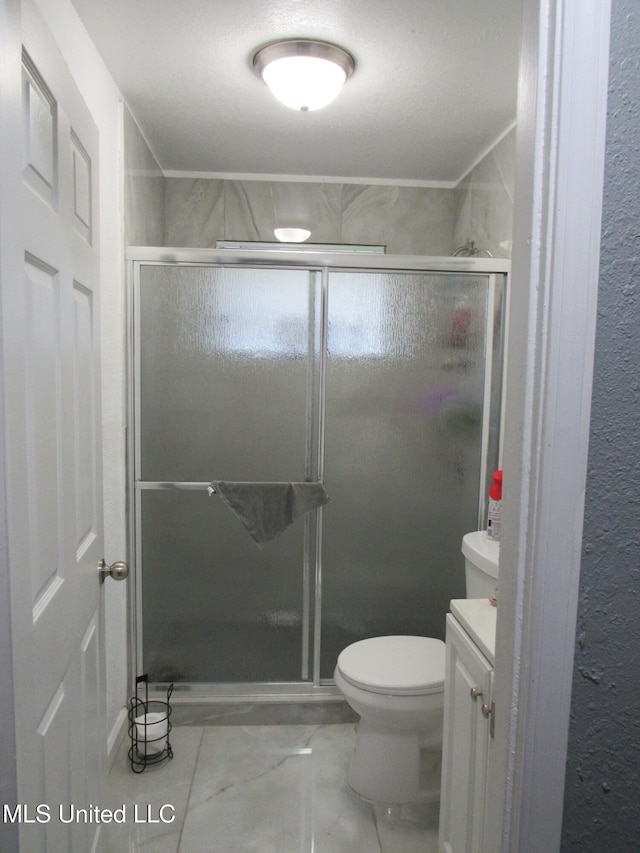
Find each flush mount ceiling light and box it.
[253,39,355,111]
[274,227,311,242]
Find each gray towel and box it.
[210,481,330,547]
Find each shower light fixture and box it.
[274,227,311,242]
[253,39,355,111]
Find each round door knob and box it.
[98,559,129,584]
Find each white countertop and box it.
[450,598,497,665]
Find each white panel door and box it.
[2,2,106,850]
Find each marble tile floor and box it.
[103,722,439,853]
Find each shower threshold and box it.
[144,681,354,727]
[147,681,342,703]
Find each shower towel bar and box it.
[136,481,216,490]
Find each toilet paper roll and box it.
[134,711,167,755]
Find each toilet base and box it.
[347,718,442,804]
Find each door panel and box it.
[136,265,321,683]
[22,53,57,205]
[3,4,105,849]
[73,281,98,556]
[23,253,65,621]
[36,680,74,851]
[320,272,489,676]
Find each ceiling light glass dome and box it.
[253,40,355,111]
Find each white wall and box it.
[33,0,129,755]
[123,104,165,246]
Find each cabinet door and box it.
[439,614,493,853]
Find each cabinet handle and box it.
[470,687,483,701]
[481,702,491,718]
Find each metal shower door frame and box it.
[126,246,510,702]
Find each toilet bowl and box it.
[334,531,499,805]
[334,635,445,804]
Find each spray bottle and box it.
[487,470,502,541]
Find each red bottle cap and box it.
[489,470,503,500]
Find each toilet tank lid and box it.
[462,531,500,579]
[336,636,445,694]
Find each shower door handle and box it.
[98,559,129,584]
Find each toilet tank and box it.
[462,531,499,598]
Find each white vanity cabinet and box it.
[439,602,496,853]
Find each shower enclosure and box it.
[128,247,508,697]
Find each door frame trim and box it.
[488,1,612,849]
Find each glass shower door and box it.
[132,258,505,690]
[319,271,496,677]
[135,264,322,683]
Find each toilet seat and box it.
[336,635,445,696]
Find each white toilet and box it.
[334,530,499,804]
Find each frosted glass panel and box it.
[138,265,320,482]
[137,265,321,683]
[320,272,489,677]
[141,490,305,682]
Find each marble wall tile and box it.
[163,179,456,255]
[341,185,455,255]
[164,178,225,247]
[123,105,165,247]
[224,180,342,244]
[161,131,515,256]
[452,128,516,258]
[164,179,343,247]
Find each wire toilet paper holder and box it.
[128,674,173,772]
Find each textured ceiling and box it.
[70,0,522,184]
